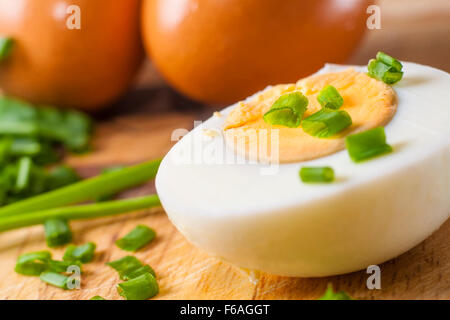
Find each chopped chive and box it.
[117,273,159,300]
[47,259,82,273]
[263,92,308,128]
[107,256,143,280]
[44,218,72,248]
[116,225,156,252]
[319,284,353,300]
[368,51,403,85]
[0,37,14,60]
[300,167,334,183]
[15,251,51,276]
[15,157,32,191]
[376,51,403,72]
[346,127,392,162]
[40,271,69,289]
[90,296,106,300]
[317,85,344,110]
[63,242,96,263]
[368,59,403,85]
[123,265,156,280]
[302,109,352,138]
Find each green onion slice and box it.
[116,225,156,252]
[117,273,159,300]
[63,242,96,264]
[47,259,82,274]
[302,109,352,138]
[263,92,308,128]
[15,251,51,276]
[376,51,403,72]
[40,271,69,290]
[368,51,404,85]
[317,85,344,110]
[107,256,143,280]
[368,59,403,85]
[319,284,353,300]
[0,37,14,61]
[107,255,156,280]
[345,127,392,162]
[300,167,334,183]
[44,218,72,248]
[123,265,156,280]
[90,296,106,300]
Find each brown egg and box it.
[0,0,143,110]
[142,0,371,104]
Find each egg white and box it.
[156,62,450,277]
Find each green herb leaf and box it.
[263,92,309,128]
[15,251,51,276]
[317,85,344,110]
[40,271,69,289]
[302,109,352,138]
[63,242,96,264]
[300,167,334,183]
[117,273,159,300]
[0,37,14,61]
[44,218,72,248]
[319,284,353,300]
[116,225,156,252]
[90,296,106,300]
[346,127,392,162]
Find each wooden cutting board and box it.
[0,100,448,300]
[0,0,449,300]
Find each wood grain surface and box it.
[0,0,449,300]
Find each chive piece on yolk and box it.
[302,109,352,138]
[263,92,308,128]
[317,85,344,110]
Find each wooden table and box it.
[0,0,449,300]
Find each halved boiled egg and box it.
[156,62,450,277]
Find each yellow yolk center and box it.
[223,69,397,163]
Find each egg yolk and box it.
[223,69,397,163]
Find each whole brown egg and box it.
[142,0,371,104]
[0,0,143,110]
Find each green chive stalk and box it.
[0,159,161,217]
[0,195,160,233]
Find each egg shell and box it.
[156,62,450,277]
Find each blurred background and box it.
[134,0,450,109]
